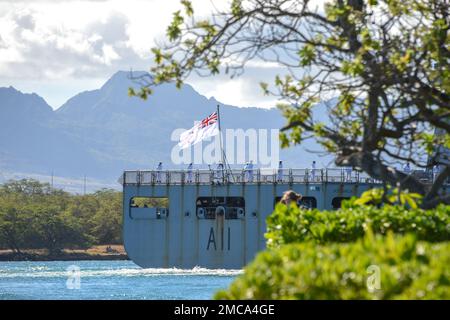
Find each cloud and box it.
[0,5,149,80]
[0,0,284,109]
[14,11,35,30]
[188,61,285,109]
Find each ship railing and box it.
[122,168,397,185]
[122,167,449,185]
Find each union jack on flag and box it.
[178,111,220,149]
[200,112,218,128]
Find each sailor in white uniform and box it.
[187,163,193,183]
[156,162,163,183]
[277,160,283,182]
[345,166,352,182]
[243,162,249,182]
[248,160,254,182]
[403,162,411,175]
[215,163,224,185]
[311,161,317,181]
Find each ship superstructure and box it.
[121,168,429,269]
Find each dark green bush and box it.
[215,233,450,300]
[265,203,450,248]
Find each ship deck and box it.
[121,168,440,186]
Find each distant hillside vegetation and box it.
[0,71,332,185]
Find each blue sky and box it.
[0,0,282,109]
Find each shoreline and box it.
[0,245,129,262]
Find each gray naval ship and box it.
[120,167,444,269]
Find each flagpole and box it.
[216,105,236,183]
[217,104,226,171]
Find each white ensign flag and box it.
[178,112,219,149]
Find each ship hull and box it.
[123,181,374,269]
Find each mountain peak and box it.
[0,85,20,95]
[0,86,53,115]
[0,71,330,183]
[101,70,151,91]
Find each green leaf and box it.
[181,0,193,16]
[231,0,244,17]
[167,11,184,41]
[298,44,316,66]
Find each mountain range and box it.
[0,71,332,192]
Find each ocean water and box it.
[0,260,241,300]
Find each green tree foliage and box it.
[89,190,123,244]
[215,232,450,299]
[217,192,450,299]
[30,205,91,255]
[352,187,423,208]
[0,198,30,254]
[136,0,450,208]
[0,179,123,254]
[132,197,168,208]
[266,202,450,247]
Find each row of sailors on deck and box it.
[154,160,322,183]
[154,161,440,183]
[402,162,441,180]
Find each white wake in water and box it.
[0,265,243,278]
[98,266,243,277]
